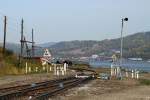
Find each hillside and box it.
[0,43,20,54]
[37,42,56,47]
[1,32,150,59]
[49,32,150,59]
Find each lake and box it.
[89,59,150,72]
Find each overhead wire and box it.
[0,10,41,54]
[0,10,19,32]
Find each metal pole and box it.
[3,16,7,56]
[120,19,124,66]
[120,17,128,67]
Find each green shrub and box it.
[139,79,150,85]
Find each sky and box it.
[0,0,150,43]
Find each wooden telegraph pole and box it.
[21,19,24,57]
[3,16,7,56]
[20,19,24,64]
[32,28,34,58]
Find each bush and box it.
[139,79,150,85]
[5,49,13,56]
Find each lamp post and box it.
[120,17,128,67]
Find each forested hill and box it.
[49,32,150,59]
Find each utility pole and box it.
[20,19,24,64]
[120,18,124,66]
[32,28,34,58]
[120,18,128,66]
[3,16,7,56]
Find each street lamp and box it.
[120,17,128,67]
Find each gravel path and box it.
[0,73,71,88]
[51,79,150,100]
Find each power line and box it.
[0,11,5,16]
[0,10,19,20]
[0,11,39,59]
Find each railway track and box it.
[0,76,92,100]
[0,77,74,93]
[31,77,91,100]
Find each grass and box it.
[0,66,23,76]
[0,48,49,76]
[70,63,110,75]
[0,59,53,76]
[70,63,96,73]
[139,79,150,85]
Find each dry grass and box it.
[0,65,24,76]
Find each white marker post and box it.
[114,68,117,76]
[136,71,139,79]
[131,69,134,78]
[117,66,120,77]
[125,69,128,78]
[134,69,137,79]
[75,74,78,78]
[111,64,114,76]
[61,67,65,75]
[54,64,56,75]
[29,67,31,73]
[43,66,45,71]
[56,67,59,76]
[64,63,67,75]
[46,63,48,73]
[25,62,28,74]
[36,67,38,72]
[49,66,52,71]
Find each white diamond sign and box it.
[43,49,52,60]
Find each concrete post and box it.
[46,64,48,73]
[62,69,64,75]
[29,67,31,73]
[114,68,117,76]
[117,66,120,76]
[111,64,114,76]
[49,66,52,71]
[35,67,38,72]
[131,69,134,78]
[64,63,67,75]
[136,71,139,79]
[134,69,137,79]
[75,74,78,78]
[56,67,59,76]
[25,62,28,74]
[125,69,128,77]
[54,64,56,75]
[43,66,45,71]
